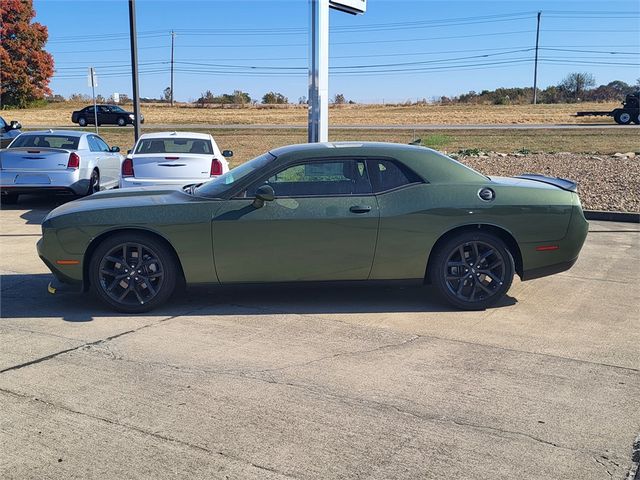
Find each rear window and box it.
[135,138,213,155]
[9,135,80,150]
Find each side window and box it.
[368,159,422,192]
[247,160,372,197]
[87,136,100,152]
[99,106,110,113]
[85,106,94,114]
[94,136,110,152]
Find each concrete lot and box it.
[1,196,639,480]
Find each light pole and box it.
[128,0,141,141]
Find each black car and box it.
[71,104,144,127]
[0,116,22,148]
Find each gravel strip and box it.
[456,152,640,213]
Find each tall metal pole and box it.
[128,0,141,141]
[308,0,329,143]
[90,67,98,134]
[170,30,175,106]
[532,11,541,105]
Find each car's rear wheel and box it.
[633,113,640,125]
[87,169,100,195]
[117,117,126,126]
[430,232,514,310]
[89,233,177,313]
[78,117,87,127]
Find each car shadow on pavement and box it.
[0,273,518,322]
[1,194,74,225]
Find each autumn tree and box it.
[0,0,54,107]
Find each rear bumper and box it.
[1,170,86,195]
[119,176,215,189]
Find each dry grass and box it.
[8,101,623,127]
[70,127,640,165]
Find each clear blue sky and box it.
[35,0,640,103]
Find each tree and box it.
[332,93,346,105]
[163,86,172,102]
[262,91,288,104]
[0,0,54,107]
[560,72,596,100]
[298,96,308,105]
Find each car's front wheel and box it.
[430,231,514,310]
[89,233,178,313]
[117,117,126,126]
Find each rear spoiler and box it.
[515,174,577,192]
[1,147,73,154]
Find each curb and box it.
[584,210,640,223]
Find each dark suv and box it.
[71,105,144,127]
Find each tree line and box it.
[435,73,640,106]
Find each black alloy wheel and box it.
[431,232,514,310]
[87,170,100,195]
[90,233,177,312]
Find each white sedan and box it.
[0,130,123,204]
[120,132,232,188]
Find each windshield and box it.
[135,138,213,154]
[195,152,275,197]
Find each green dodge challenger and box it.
[38,142,588,312]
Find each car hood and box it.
[44,186,193,221]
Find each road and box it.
[1,195,639,479]
[27,123,639,131]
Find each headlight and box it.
[129,114,135,119]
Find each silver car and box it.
[0,130,123,204]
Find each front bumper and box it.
[1,169,86,195]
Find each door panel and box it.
[212,196,380,283]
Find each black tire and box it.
[87,169,100,195]
[1,193,19,205]
[429,231,515,310]
[78,117,87,127]
[614,111,632,125]
[117,117,126,126]
[89,232,178,313]
[632,113,640,125]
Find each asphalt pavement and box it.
[1,195,639,479]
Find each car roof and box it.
[136,131,213,140]
[18,130,87,138]
[270,141,429,157]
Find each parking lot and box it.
[1,195,639,479]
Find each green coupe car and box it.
[38,142,588,312]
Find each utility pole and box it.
[532,11,541,105]
[128,0,141,141]
[170,30,175,106]
[89,67,98,134]
[308,0,329,143]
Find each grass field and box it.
[46,126,639,166]
[7,101,623,127]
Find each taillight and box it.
[210,158,222,176]
[67,152,80,169]
[122,158,134,177]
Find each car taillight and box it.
[122,158,134,177]
[67,152,80,169]
[210,158,223,176]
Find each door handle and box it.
[350,205,372,214]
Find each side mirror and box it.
[222,150,233,158]
[127,149,132,154]
[110,146,120,152]
[253,184,275,208]
[10,121,21,130]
